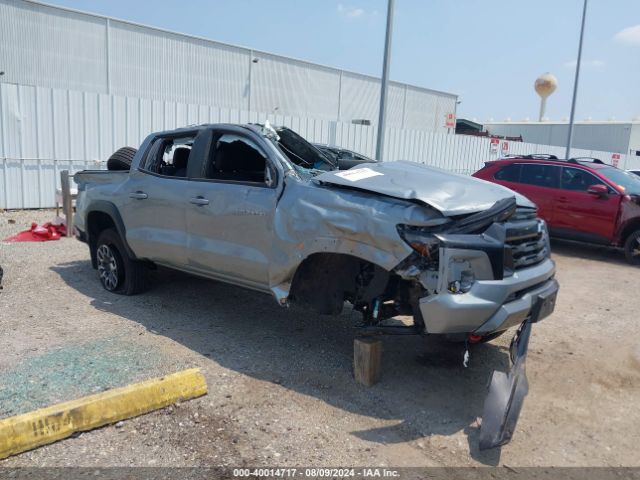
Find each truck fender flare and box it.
[85,201,137,261]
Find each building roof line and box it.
[22,0,458,99]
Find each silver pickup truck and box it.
[74,122,559,449]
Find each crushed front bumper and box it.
[418,258,557,335]
[479,285,558,449]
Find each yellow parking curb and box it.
[0,368,208,460]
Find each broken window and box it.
[142,135,195,178]
[204,134,271,185]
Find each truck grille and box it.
[504,209,548,270]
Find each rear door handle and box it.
[189,196,210,206]
[129,191,148,200]
[558,197,569,203]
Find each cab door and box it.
[184,128,281,290]
[552,167,622,243]
[120,131,203,267]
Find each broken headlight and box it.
[397,225,440,262]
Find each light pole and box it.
[565,0,588,159]
[375,0,395,162]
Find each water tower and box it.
[534,73,558,121]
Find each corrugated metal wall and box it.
[0,0,108,93]
[2,83,638,210]
[0,0,457,130]
[484,122,636,155]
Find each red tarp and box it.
[3,222,66,242]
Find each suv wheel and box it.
[95,229,147,294]
[624,229,640,265]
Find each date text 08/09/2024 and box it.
[232,468,400,478]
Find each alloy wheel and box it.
[97,244,119,291]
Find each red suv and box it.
[473,155,640,264]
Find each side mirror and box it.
[587,184,608,197]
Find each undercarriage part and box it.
[356,324,421,335]
[354,278,428,336]
[290,253,430,336]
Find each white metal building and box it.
[484,121,640,157]
[0,0,457,132]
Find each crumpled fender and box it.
[267,179,444,301]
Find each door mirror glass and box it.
[587,184,609,196]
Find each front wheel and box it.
[95,229,147,295]
[624,229,640,266]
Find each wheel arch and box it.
[617,217,640,247]
[288,252,392,315]
[85,201,136,268]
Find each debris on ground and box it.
[3,221,66,242]
[1,209,640,467]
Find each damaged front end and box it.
[479,284,557,449]
[278,158,559,450]
[394,197,556,336]
[390,197,559,450]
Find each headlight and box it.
[397,225,440,261]
[540,219,551,256]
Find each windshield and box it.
[598,167,640,195]
[273,128,337,172]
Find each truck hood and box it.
[315,161,535,216]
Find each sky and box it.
[44,0,640,123]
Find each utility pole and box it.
[565,0,588,159]
[375,0,395,162]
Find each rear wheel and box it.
[624,229,640,265]
[95,229,146,294]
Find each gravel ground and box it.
[1,209,639,467]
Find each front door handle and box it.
[189,196,210,206]
[129,191,148,200]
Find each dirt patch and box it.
[1,210,639,467]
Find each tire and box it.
[106,147,137,171]
[95,229,146,295]
[624,229,640,265]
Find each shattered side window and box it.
[141,135,195,178]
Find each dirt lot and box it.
[1,209,639,467]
